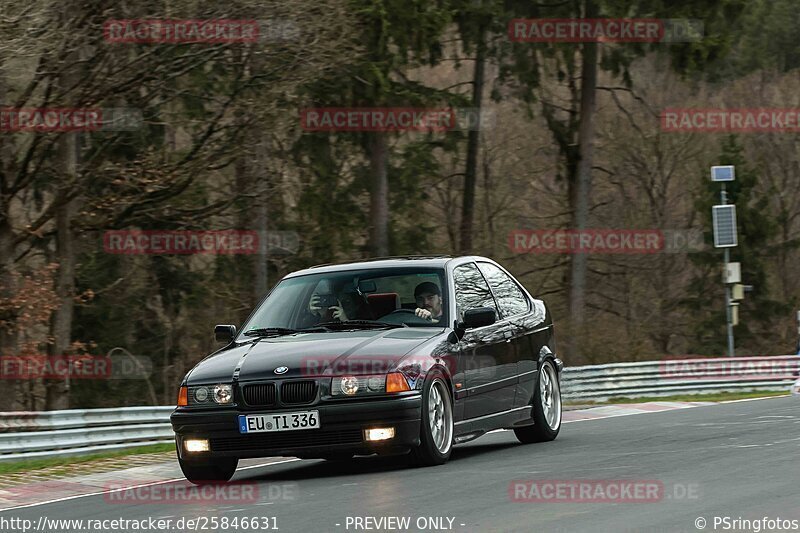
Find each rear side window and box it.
[478,262,529,318]
[453,263,498,321]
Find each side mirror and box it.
[461,307,496,329]
[214,324,237,344]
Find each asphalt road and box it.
[3,397,799,533]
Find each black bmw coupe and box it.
[171,256,562,483]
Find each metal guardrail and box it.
[561,354,799,401]
[0,407,175,462]
[0,355,796,462]
[0,406,174,432]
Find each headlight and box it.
[194,387,209,402]
[339,376,359,395]
[186,384,227,407]
[213,384,233,404]
[333,375,380,396]
[367,376,384,391]
[331,373,411,396]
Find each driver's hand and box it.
[415,308,432,320]
[309,294,323,316]
[330,304,348,321]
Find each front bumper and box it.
[171,394,422,460]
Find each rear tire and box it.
[411,372,453,467]
[514,359,561,444]
[178,455,238,485]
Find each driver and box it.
[413,282,443,323]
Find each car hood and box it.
[186,328,445,384]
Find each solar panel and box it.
[711,165,735,182]
[712,205,737,248]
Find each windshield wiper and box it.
[314,320,407,330]
[243,327,327,337]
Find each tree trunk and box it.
[255,194,269,297]
[482,152,495,257]
[45,0,84,410]
[459,24,487,254]
[0,66,18,408]
[47,189,77,410]
[567,0,598,359]
[368,132,389,257]
[252,139,270,300]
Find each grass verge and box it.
[0,442,175,476]
[565,389,789,406]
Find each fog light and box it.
[365,427,395,441]
[184,438,209,452]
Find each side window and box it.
[478,262,530,318]
[453,263,499,321]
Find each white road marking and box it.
[720,395,790,403]
[0,458,301,512]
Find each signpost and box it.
[796,310,800,355]
[711,166,738,357]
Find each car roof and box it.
[283,255,494,278]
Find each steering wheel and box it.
[388,308,417,315]
[381,308,429,325]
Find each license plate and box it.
[238,410,320,434]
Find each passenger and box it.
[308,288,373,323]
[308,291,352,321]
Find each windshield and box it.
[239,267,448,336]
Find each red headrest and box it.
[367,293,400,317]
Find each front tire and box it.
[411,372,453,466]
[178,455,238,484]
[319,453,354,462]
[514,359,562,443]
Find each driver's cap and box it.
[414,281,441,297]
